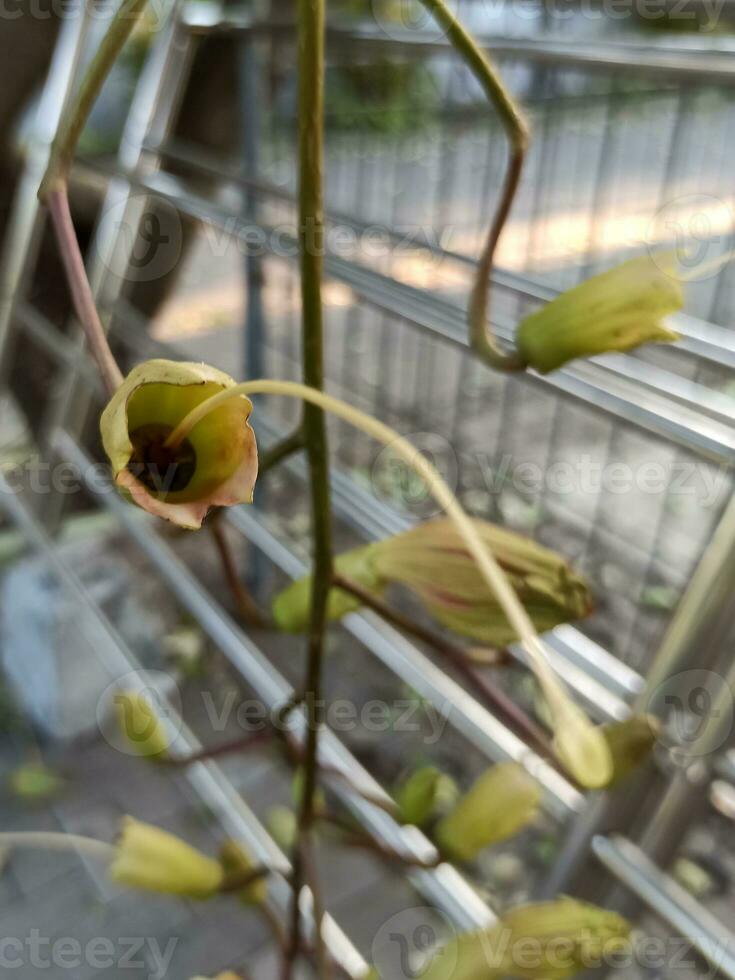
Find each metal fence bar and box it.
[147,136,735,371]
[75,160,735,465]
[593,835,735,980]
[0,477,369,977]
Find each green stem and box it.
[417,0,530,371]
[282,0,332,973]
[164,378,611,788]
[39,0,149,199]
[259,428,305,475]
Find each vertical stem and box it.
[46,186,122,396]
[283,0,333,974]
[209,514,266,626]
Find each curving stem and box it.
[417,0,530,372]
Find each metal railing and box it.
[0,6,734,977]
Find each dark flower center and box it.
[128,423,197,494]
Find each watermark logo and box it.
[648,194,735,282]
[95,192,182,283]
[371,431,458,518]
[96,670,183,757]
[372,907,457,979]
[649,668,734,758]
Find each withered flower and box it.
[100,359,257,529]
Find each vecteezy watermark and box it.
[368,439,733,515]
[98,678,453,754]
[648,194,735,282]
[95,192,183,283]
[0,447,730,509]
[371,432,459,518]
[648,669,734,760]
[369,0,727,39]
[371,911,731,980]
[372,907,458,979]
[97,670,183,757]
[0,0,170,29]
[0,930,177,978]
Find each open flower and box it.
[100,359,258,529]
[110,817,224,898]
[516,254,682,374]
[372,518,592,647]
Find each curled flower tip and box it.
[110,817,224,898]
[100,359,258,529]
[516,253,682,374]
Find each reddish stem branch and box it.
[46,186,122,396]
[333,573,553,759]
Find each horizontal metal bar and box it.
[180,5,735,82]
[593,835,735,980]
[151,136,735,376]
[0,477,368,977]
[54,430,497,932]
[75,159,735,465]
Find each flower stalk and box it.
[282,0,333,971]
[164,378,612,787]
[417,0,529,371]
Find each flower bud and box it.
[394,766,454,828]
[9,763,63,802]
[110,817,224,898]
[516,254,681,374]
[272,543,383,632]
[100,359,258,529]
[602,715,659,786]
[219,839,267,906]
[267,806,298,852]
[421,897,630,980]
[114,690,170,761]
[435,762,541,861]
[373,518,591,647]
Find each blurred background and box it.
[0,0,733,976]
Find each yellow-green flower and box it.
[110,816,224,898]
[435,762,541,861]
[219,839,268,906]
[114,690,170,761]
[421,898,630,980]
[516,254,682,374]
[373,518,592,647]
[100,359,258,529]
[272,518,591,646]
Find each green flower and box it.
[100,359,258,529]
[110,817,224,898]
[373,518,592,647]
[435,762,541,861]
[516,255,682,374]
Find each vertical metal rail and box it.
[542,491,735,902]
[0,11,94,375]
